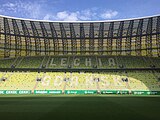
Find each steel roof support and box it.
[125,20,134,55]
[156,16,160,56]
[146,18,153,56]
[59,23,68,55]
[107,22,114,55]
[30,21,41,56]
[89,23,94,55]
[80,23,86,55]
[116,21,124,55]
[49,22,59,55]
[70,23,77,55]
[40,22,50,55]
[135,19,143,56]
[98,22,104,55]
[3,18,11,58]
[12,19,22,57]
[21,20,32,56]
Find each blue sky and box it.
[0,0,159,21]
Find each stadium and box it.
[0,14,160,120]
[0,14,160,94]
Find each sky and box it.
[0,0,159,21]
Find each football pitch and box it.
[0,95,160,120]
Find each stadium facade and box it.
[0,15,160,58]
[0,15,160,95]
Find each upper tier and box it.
[0,15,160,57]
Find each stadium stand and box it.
[0,56,160,69]
[0,71,160,91]
[0,15,160,95]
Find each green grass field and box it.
[0,95,160,120]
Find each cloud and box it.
[100,10,118,19]
[3,3,16,8]
[78,9,97,20]
[2,2,17,13]
[43,14,51,20]
[43,9,118,21]
[43,12,79,21]
[56,11,78,21]
[22,2,42,19]
[0,1,44,19]
[0,1,118,21]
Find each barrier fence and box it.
[0,90,160,95]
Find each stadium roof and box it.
[0,14,160,23]
[0,14,159,57]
